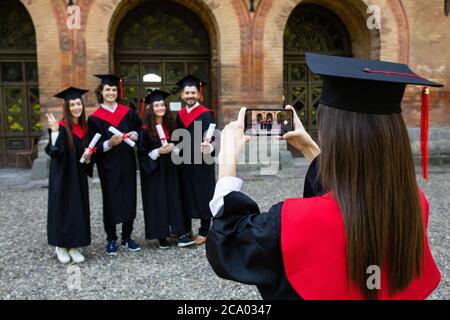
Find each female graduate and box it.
[206,53,442,300]
[46,87,93,264]
[138,90,196,249]
[87,74,141,256]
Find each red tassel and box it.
[120,79,124,100]
[140,98,145,119]
[421,87,429,181]
[199,81,203,102]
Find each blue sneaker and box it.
[106,240,117,256]
[121,238,141,252]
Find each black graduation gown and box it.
[87,105,141,225]
[206,157,322,299]
[175,109,216,219]
[303,156,324,198]
[138,129,186,239]
[45,127,92,248]
[206,192,300,300]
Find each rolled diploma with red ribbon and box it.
[80,133,102,163]
[108,126,136,147]
[204,123,216,143]
[156,124,168,146]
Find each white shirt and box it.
[209,176,244,217]
[185,101,200,114]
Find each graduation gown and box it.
[303,156,324,198]
[138,127,186,239]
[87,104,141,225]
[176,105,216,219]
[45,123,92,248]
[206,165,441,300]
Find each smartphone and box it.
[244,108,294,136]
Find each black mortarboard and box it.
[54,87,89,101]
[140,89,171,118]
[305,53,444,181]
[176,74,207,90]
[305,53,443,114]
[94,74,121,87]
[144,89,171,104]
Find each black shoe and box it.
[158,239,170,250]
[121,238,141,251]
[106,240,118,256]
[178,234,196,247]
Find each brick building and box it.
[0,0,449,167]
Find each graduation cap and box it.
[54,87,89,101]
[94,74,124,100]
[176,74,207,101]
[140,89,171,118]
[305,53,444,180]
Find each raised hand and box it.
[46,113,59,132]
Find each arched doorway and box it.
[0,1,40,167]
[283,3,352,143]
[114,0,211,114]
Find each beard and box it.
[184,98,198,107]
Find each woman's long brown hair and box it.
[62,99,88,152]
[142,101,174,143]
[317,104,424,300]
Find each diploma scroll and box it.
[156,124,168,146]
[204,123,216,143]
[108,126,136,147]
[80,133,101,163]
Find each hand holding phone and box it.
[281,105,320,162]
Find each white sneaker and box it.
[55,247,71,264]
[68,248,85,263]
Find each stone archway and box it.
[283,2,354,140]
[85,0,242,124]
[113,0,213,113]
[261,0,411,105]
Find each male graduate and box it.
[88,74,141,255]
[175,75,216,245]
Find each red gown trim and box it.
[59,120,86,140]
[178,105,213,129]
[90,104,130,128]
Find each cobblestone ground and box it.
[0,164,448,300]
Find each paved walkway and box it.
[0,164,448,299]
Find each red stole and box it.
[142,124,171,141]
[178,105,213,128]
[281,189,441,300]
[59,120,86,140]
[90,104,130,128]
[161,125,171,141]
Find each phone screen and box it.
[244,108,294,136]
